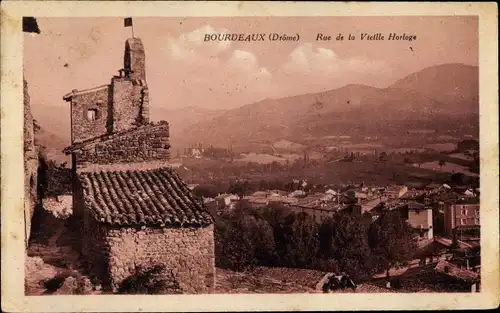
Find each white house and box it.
[215,193,240,207]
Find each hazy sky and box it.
[24,16,478,111]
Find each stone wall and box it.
[104,225,215,293]
[124,38,146,82]
[73,122,170,169]
[70,86,111,143]
[68,37,150,144]
[111,78,147,132]
[82,207,110,287]
[24,77,38,247]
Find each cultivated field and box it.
[417,161,478,177]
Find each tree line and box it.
[215,203,417,283]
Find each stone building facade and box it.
[63,38,215,293]
[24,76,38,247]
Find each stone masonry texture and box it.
[104,225,215,293]
[24,77,38,247]
[69,86,111,143]
[70,122,170,169]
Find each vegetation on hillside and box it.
[214,203,417,283]
[37,150,72,198]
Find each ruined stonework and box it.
[65,85,111,143]
[124,38,146,82]
[63,39,150,143]
[63,37,215,294]
[24,77,38,247]
[63,122,170,170]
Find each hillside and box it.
[389,63,478,114]
[180,63,479,148]
[149,106,226,150]
[31,104,71,163]
[34,127,70,164]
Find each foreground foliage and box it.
[215,203,417,283]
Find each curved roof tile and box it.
[80,167,213,227]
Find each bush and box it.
[38,152,72,197]
[118,265,182,294]
[43,270,93,295]
[192,185,219,198]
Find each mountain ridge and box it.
[179,63,478,149]
[34,62,479,155]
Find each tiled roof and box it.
[80,167,213,227]
[62,84,109,101]
[434,260,479,283]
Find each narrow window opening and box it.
[87,109,98,121]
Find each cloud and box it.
[167,25,231,61]
[161,25,272,108]
[283,42,386,75]
[166,26,270,81]
[229,50,271,82]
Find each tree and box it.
[192,185,218,198]
[450,172,466,186]
[379,151,388,162]
[378,151,388,170]
[228,181,251,198]
[457,139,479,152]
[273,212,319,268]
[319,212,376,281]
[438,159,446,170]
[203,147,230,159]
[368,210,418,280]
[463,150,472,160]
[403,157,413,164]
[215,206,276,271]
[472,151,479,162]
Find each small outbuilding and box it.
[79,167,215,293]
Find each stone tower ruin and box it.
[63,38,150,144]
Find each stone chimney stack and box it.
[124,38,146,82]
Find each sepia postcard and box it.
[1,1,499,312]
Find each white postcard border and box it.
[1,1,498,312]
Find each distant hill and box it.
[34,126,70,164]
[389,63,479,114]
[32,63,479,155]
[181,63,479,148]
[149,106,226,150]
[31,104,71,163]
